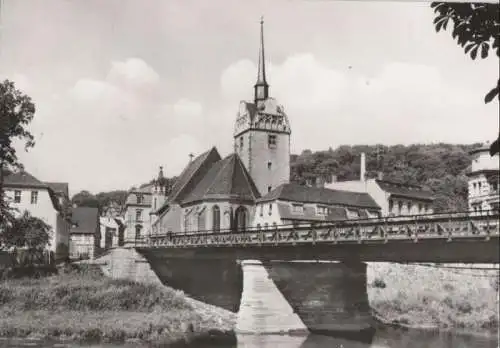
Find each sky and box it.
[0,0,498,195]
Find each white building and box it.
[325,153,435,217]
[3,170,70,260]
[467,142,500,214]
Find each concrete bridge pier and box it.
[235,260,309,334]
[261,260,375,340]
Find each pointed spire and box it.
[254,16,269,103]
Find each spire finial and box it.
[254,16,269,103]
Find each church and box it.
[123,19,381,243]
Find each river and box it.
[0,327,498,348]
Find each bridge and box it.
[101,212,500,340]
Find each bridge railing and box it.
[140,211,500,248]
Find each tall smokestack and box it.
[360,152,366,182]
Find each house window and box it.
[317,205,328,215]
[135,209,142,222]
[259,204,264,217]
[388,199,394,212]
[268,161,272,170]
[14,190,21,203]
[268,203,273,215]
[135,225,142,240]
[153,198,157,210]
[398,201,403,214]
[212,205,220,233]
[240,136,244,149]
[31,191,38,204]
[292,204,304,214]
[137,194,143,204]
[268,134,277,148]
[418,203,423,214]
[478,182,482,193]
[406,202,411,214]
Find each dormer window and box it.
[292,204,304,214]
[317,205,328,215]
[268,134,277,148]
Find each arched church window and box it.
[235,206,247,232]
[212,205,220,233]
[198,209,206,232]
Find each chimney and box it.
[360,152,366,182]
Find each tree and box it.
[71,190,100,209]
[431,2,500,155]
[0,80,36,222]
[0,211,52,266]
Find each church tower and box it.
[151,166,167,212]
[234,18,291,196]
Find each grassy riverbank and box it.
[367,262,500,335]
[0,264,235,344]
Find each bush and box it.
[0,264,191,312]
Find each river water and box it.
[0,328,498,348]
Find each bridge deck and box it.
[137,213,500,263]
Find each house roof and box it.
[70,207,99,234]
[375,179,434,201]
[167,147,222,204]
[258,183,380,210]
[182,153,261,205]
[469,143,491,155]
[45,182,69,197]
[277,202,350,222]
[3,171,48,189]
[125,191,153,206]
[3,170,61,210]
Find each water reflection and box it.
[0,328,498,348]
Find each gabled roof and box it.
[45,182,69,197]
[3,171,47,189]
[70,207,99,234]
[167,147,222,204]
[3,171,61,210]
[182,153,261,205]
[375,179,434,201]
[258,183,380,210]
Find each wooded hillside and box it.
[290,143,482,212]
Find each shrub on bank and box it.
[0,264,234,344]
